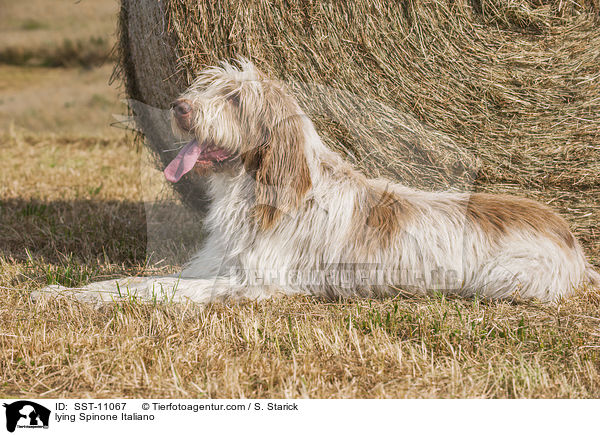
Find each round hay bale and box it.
[117,0,600,213]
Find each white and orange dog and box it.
[39,60,598,304]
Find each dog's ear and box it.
[255,114,312,229]
[240,88,312,230]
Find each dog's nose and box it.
[171,99,194,131]
[171,99,193,116]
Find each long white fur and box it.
[37,60,598,304]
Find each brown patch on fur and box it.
[464,193,576,249]
[354,184,414,250]
[240,82,312,230]
[366,191,408,236]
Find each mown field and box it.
[0,0,599,398]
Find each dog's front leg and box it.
[179,232,233,279]
[32,276,288,304]
[32,276,172,304]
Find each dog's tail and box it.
[585,264,600,287]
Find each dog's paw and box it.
[30,284,68,303]
[30,282,124,305]
[30,284,107,305]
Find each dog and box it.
[37,59,598,304]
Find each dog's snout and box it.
[171,99,194,131]
[171,99,193,116]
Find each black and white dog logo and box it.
[3,401,50,433]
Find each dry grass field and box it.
[0,0,599,398]
[0,0,122,136]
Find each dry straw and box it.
[116,0,600,260]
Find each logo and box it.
[2,401,50,433]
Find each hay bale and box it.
[117,0,600,255]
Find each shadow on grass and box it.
[0,198,147,265]
[1,197,206,287]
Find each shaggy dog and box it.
[39,60,598,304]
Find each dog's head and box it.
[166,59,312,228]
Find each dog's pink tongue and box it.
[164,139,201,183]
